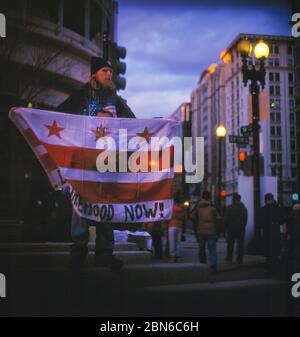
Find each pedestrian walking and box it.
[224,193,248,264]
[168,192,187,263]
[258,193,285,272]
[191,190,219,275]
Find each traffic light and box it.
[239,151,246,162]
[108,42,127,90]
[238,151,247,170]
[220,190,227,198]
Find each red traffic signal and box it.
[220,190,227,198]
[239,151,246,162]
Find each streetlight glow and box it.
[254,40,270,59]
[237,39,252,56]
[216,125,227,138]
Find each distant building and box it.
[191,33,296,206]
[169,103,191,200]
[191,63,225,200]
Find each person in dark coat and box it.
[258,193,285,268]
[287,203,300,271]
[57,57,135,269]
[191,190,219,274]
[224,193,248,264]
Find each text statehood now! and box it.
[9,107,181,223]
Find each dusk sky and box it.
[117,0,291,119]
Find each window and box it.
[271,126,275,136]
[269,85,274,95]
[275,86,280,96]
[271,153,276,163]
[269,45,273,54]
[271,139,276,150]
[289,87,294,97]
[288,46,293,55]
[268,58,274,67]
[270,112,275,123]
[289,73,294,83]
[270,99,281,110]
[274,58,279,67]
[276,126,281,136]
[275,72,280,82]
[277,140,282,150]
[292,168,297,178]
[90,2,102,42]
[277,154,282,163]
[276,113,281,123]
[271,167,277,176]
[291,127,295,136]
[28,0,59,22]
[274,45,279,54]
[291,140,296,150]
[291,154,296,163]
[269,72,274,82]
[289,99,294,109]
[290,113,295,123]
[288,58,293,67]
[63,0,85,36]
[2,0,25,12]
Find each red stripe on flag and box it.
[42,142,174,172]
[40,153,59,171]
[68,179,174,204]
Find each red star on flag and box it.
[137,127,154,143]
[92,124,111,141]
[45,120,65,139]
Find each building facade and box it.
[0,0,118,226]
[169,102,191,200]
[190,63,226,204]
[191,34,296,207]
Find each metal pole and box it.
[218,137,222,210]
[250,83,261,238]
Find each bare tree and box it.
[0,19,76,106]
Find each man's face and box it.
[94,67,113,87]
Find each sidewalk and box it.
[153,227,266,268]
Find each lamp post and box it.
[181,103,191,205]
[237,39,269,240]
[216,125,227,209]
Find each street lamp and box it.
[237,38,269,242]
[216,125,227,209]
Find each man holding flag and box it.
[9,59,179,271]
[58,57,135,270]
